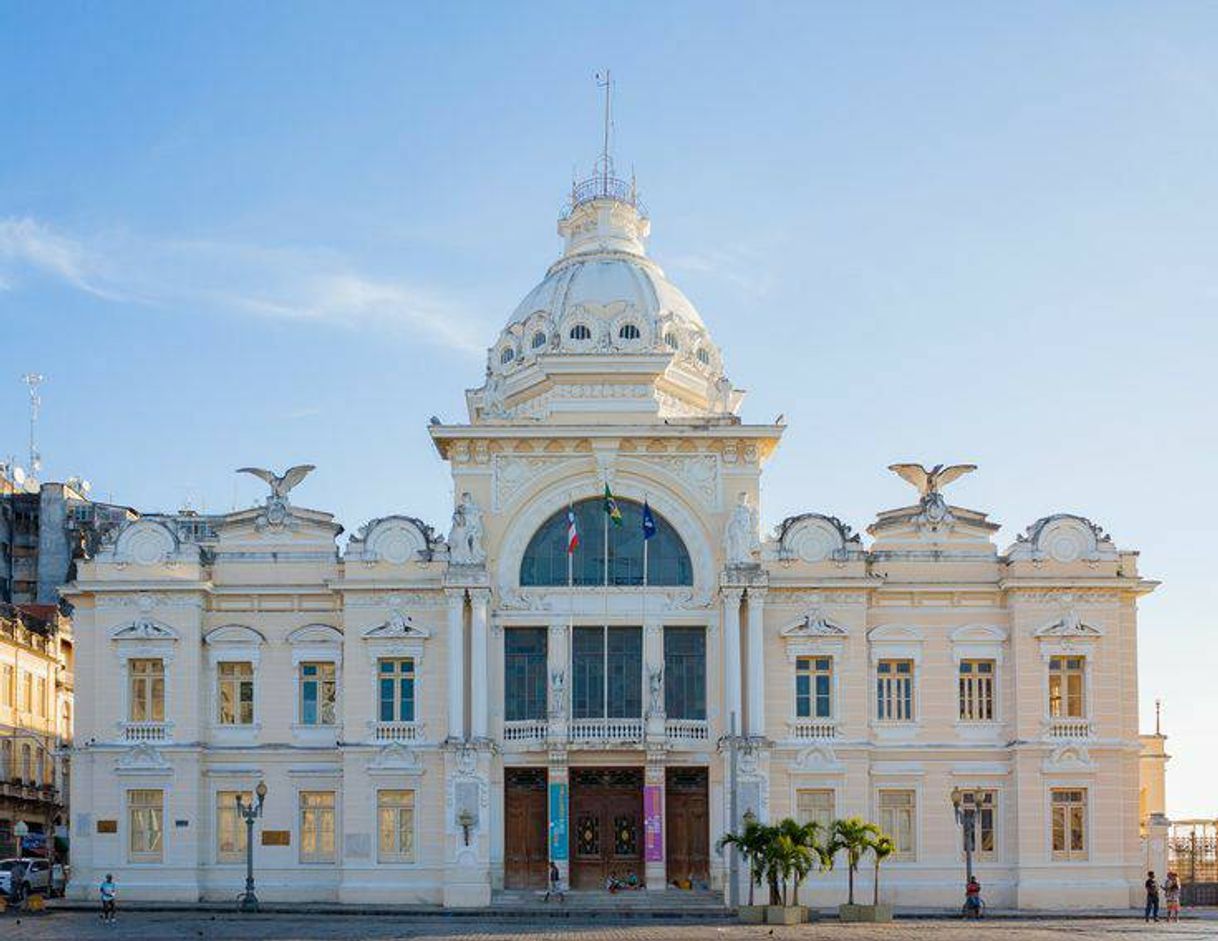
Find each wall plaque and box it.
[262,830,290,846]
[96,820,117,834]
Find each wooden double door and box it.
[504,767,549,889]
[665,767,710,885]
[570,767,644,889]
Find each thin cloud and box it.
[0,217,486,354]
[667,244,777,298]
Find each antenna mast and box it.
[20,373,44,475]
[595,69,614,194]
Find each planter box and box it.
[738,905,765,923]
[839,903,893,923]
[766,905,803,925]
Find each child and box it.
[1163,871,1181,923]
[99,873,116,924]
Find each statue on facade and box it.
[549,668,566,718]
[237,464,315,531]
[888,463,976,534]
[647,666,664,717]
[447,492,486,565]
[724,492,760,566]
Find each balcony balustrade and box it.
[120,721,171,743]
[371,721,424,744]
[502,719,549,745]
[1044,717,1094,740]
[665,718,710,743]
[788,719,839,741]
[569,717,644,745]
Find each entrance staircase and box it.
[491,888,729,919]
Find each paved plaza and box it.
[0,914,1212,941]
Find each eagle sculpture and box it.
[887,462,977,498]
[236,464,316,499]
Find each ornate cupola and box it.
[466,80,743,426]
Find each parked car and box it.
[0,858,51,899]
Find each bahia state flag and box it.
[641,499,657,540]
[566,505,579,554]
[603,483,623,526]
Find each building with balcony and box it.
[64,154,1162,909]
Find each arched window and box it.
[520,498,693,587]
[500,347,515,365]
[618,323,641,340]
[531,331,547,349]
[664,333,679,350]
[569,324,592,341]
[696,347,711,366]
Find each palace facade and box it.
[66,167,1162,909]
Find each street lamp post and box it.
[950,788,976,902]
[236,781,267,913]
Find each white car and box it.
[0,858,51,898]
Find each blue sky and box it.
[1,2,1215,816]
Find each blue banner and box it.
[548,781,568,860]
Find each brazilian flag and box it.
[603,483,623,526]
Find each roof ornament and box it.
[888,462,977,535]
[564,71,642,215]
[237,464,315,532]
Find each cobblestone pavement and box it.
[0,914,1213,941]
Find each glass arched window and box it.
[696,347,711,366]
[531,331,547,349]
[500,347,515,365]
[569,324,592,341]
[619,323,641,340]
[520,498,693,587]
[664,333,679,350]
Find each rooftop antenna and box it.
[20,373,44,475]
[1155,697,1162,735]
[594,69,614,194]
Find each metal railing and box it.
[569,717,644,744]
[560,175,646,219]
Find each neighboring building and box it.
[0,602,74,859]
[66,159,1161,909]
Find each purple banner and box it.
[644,785,663,862]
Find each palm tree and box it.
[830,817,881,906]
[870,834,895,906]
[717,817,773,907]
[781,818,830,907]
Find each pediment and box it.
[950,625,1007,644]
[286,623,343,645]
[781,611,847,638]
[368,742,425,773]
[363,611,431,640]
[204,624,267,646]
[867,624,924,643]
[1034,615,1103,638]
[110,618,179,642]
[117,743,170,771]
[1043,744,1094,772]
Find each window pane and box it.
[664,627,706,720]
[606,627,642,717]
[572,626,605,718]
[504,628,547,721]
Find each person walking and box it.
[1144,870,1160,923]
[99,873,116,925]
[544,860,565,902]
[1163,871,1181,923]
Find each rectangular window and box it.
[958,659,995,721]
[377,789,415,862]
[216,790,250,863]
[1051,788,1087,860]
[795,788,835,831]
[378,659,416,723]
[504,628,547,721]
[299,662,336,726]
[795,656,833,719]
[572,626,642,719]
[33,676,45,717]
[0,665,12,709]
[876,659,914,721]
[218,662,255,725]
[958,789,996,856]
[664,627,706,720]
[299,790,336,863]
[1048,657,1085,718]
[128,789,164,863]
[128,659,165,722]
[18,672,31,713]
[878,789,916,860]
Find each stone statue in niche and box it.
[448,492,486,566]
[549,668,566,717]
[724,492,760,566]
[647,666,664,717]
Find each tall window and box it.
[1048,656,1085,717]
[216,790,250,863]
[33,676,45,717]
[128,659,165,722]
[795,656,832,719]
[18,671,31,713]
[378,659,416,723]
[876,659,914,721]
[958,659,995,721]
[504,628,547,721]
[1050,788,1087,860]
[664,627,706,720]
[299,791,336,863]
[20,744,31,783]
[299,663,336,726]
[0,665,12,708]
[520,498,692,587]
[796,788,835,831]
[217,662,254,725]
[128,789,164,863]
[572,626,641,719]
[377,790,415,862]
[958,790,996,856]
[878,789,916,860]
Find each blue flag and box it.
[641,500,657,540]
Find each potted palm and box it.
[763,827,802,925]
[717,816,772,922]
[830,816,882,922]
[867,834,895,922]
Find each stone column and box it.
[446,589,466,741]
[644,754,666,891]
[547,620,569,744]
[469,589,490,740]
[722,588,743,737]
[745,588,766,737]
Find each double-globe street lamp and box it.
[950,788,977,906]
[236,781,268,912]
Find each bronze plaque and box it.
[96,819,118,834]
[261,830,290,846]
